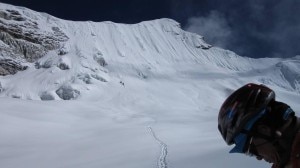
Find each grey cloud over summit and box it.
[181,0,300,58]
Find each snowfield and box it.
[0,2,300,168]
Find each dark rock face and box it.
[0,10,25,21]
[58,62,70,70]
[0,9,69,75]
[0,59,27,75]
[56,85,80,100]
[0,82,3,92]
[40,92,55,101]
[93,52,107,67]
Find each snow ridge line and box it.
[148,126,168,168]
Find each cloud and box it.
[182,0,300,58]
[185,11,232,49]
[266,0,300,58]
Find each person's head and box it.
[218,83,295,165]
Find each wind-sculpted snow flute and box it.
[218,83,300,168]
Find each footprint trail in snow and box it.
[148,126,168,168]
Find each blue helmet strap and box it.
[248,109,287,141]
[230,109,267,154]
[241,125,275,141]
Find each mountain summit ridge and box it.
[0,2,299,100]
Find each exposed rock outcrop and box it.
[0,59,27,75]
[0,9,69,75]
[56,85,80,100]
[0,82,3,92]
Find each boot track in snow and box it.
[148,126,168,168]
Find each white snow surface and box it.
[0,2,300,168]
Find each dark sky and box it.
[2,0,300,58]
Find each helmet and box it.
[218,83,275,145]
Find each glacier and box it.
[0,2,299,168]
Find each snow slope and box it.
[0,2,300,168]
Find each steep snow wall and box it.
[0,2,299,100]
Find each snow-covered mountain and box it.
[1,2,299,100]
[0,2,299,168]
